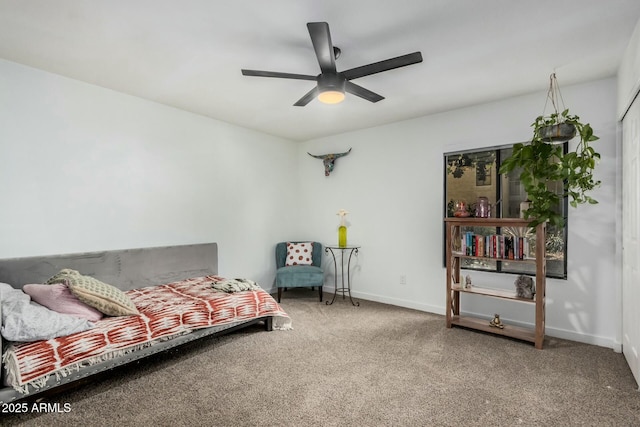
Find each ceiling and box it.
[1,1,639,142]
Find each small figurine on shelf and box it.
[465,275,472,289]
[514,275,535,299]
[489,313,504,329]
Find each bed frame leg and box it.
[265,316,273,331]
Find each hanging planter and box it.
[499,73,601,228]
[538,122,576,142]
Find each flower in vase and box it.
[337,209,349,225]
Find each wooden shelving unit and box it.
[444,217,546,349]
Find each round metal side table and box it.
[324,245,360,306]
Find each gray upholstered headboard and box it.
[0,243,218,291]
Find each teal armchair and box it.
[275,242,324,303]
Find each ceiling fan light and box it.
[318,90,345,104]
[317,73,346,104]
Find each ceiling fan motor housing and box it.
[317,73,345,92]
[317,73,346,104]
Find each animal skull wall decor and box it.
[308,148,352,176]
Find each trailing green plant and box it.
[500,108,600,228]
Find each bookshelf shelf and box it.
[451,253,536,264]
[445,218,546,349]
[451,284,538,303]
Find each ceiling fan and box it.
[241,22,423,106]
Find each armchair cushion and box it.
[276,265,324,289]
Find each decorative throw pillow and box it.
[47,269,139,317]
[23,283,104,321]
[285,242,314,266]
[0,283,94,342]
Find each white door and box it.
[622,94,640,387]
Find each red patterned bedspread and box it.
[3,276,290,391]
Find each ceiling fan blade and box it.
[241,69,317,81]
[307,22,337,74]
[294,87,320,106]
[341,51,423,80]
[344,81,384,103]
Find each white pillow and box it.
[285,242,314,266]
[0,283,94,342]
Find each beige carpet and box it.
[3,289,639,426]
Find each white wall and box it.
[299,77,620,349]
[0,57,623,348]
[0,59,299,288]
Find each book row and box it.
[457,232,531,260]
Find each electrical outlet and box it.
[400,274,407,285]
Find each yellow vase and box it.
[338,225,347,248]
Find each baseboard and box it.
[458,308,620,350]
[268,285,619,350]
[544,324,622,351]
[337,288,444,315]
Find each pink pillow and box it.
[23,283,104,322]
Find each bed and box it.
[0,243,290,404]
